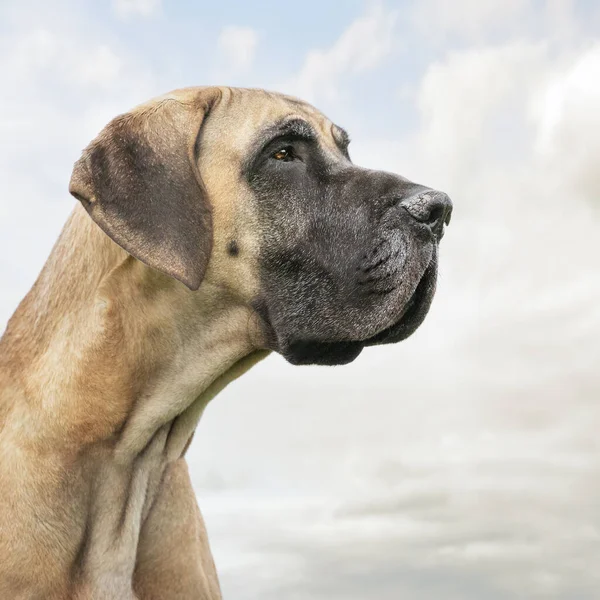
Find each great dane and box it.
[0,87,452,599]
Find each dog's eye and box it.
[272,147,294,161]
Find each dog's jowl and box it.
[0,87,451,600]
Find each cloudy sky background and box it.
[1,1,599,598]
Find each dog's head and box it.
[70,87,452,366]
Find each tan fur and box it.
[0,87,338,599]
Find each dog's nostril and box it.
[428,203,445,227]
[401,190,453,237]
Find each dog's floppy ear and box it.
[69,88,221,291]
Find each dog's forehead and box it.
[209,87,338,152]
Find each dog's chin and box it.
[280,339,365,366]
[279,262,438,366]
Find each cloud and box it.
[533,43,600,200]
[112,0,161,19]
[409,40,550,192]
[3,28,123,90]
[413,0,530,41]
[217,25,260,72]
[285,1,398,102]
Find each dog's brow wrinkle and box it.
[223,87,236,106]
[332,124,350,148]
[260,117,317,147]
[288,119,315,138]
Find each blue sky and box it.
[1,1,600,599]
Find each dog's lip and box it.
[396,282,420,321]
[364,257,437,346]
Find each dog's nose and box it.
[401,190,453,238]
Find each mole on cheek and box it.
[227,240,240,257]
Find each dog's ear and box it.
[69,88,222,291]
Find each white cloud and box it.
[412,0,585,45]
[533,43,600,199]
[112,0,161,19]
[285,1,398,102]
[3,29,123,90]
[410,41,550,192]
[75,45,123,88]
[413,0,530,40]
[218,25,260,72]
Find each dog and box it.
[0,87,452,599]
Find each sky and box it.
[1,1,600,598]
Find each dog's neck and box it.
[0,205,265,596]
